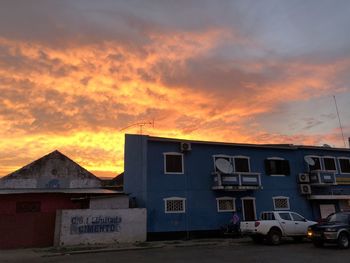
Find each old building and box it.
[0,150,124,249]
[124,134,350,239]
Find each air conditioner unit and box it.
[300,184,311,195]
[298,173,310,183]
[180,142,192,152]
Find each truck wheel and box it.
[338,232,349,249]
[267,229,281,245]
[251,235,264,244]
[312,240,324,247]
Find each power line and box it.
[333,95,346,148]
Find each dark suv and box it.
[307,212,350,248]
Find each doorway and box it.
[242,197,256,221]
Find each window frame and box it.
[265,157,289,176]
[233,155,251,173]
[306,155,322,172]
[322,156,337,172]
[273,196,290,211]
[212,154,233,173]
[163,197,186,214]
[338,157,350,174]
[216,197,236,212]
[163,152,184,175]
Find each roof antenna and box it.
[333,95,346,148]
[119,119,154,135]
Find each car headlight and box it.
[325,228,337,232]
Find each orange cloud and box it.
[0,27,349,177]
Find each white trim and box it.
[338,157,350,175]
[163,152,184,174]
[272,196,290,210]
[241,197,256,221]
[322,156,337,172]
[163,197,186,213]
[216,197,236,212]
[267,157,285,160]
[233,156,251,173]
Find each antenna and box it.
[333,95,346,148]
[119,120,154,135]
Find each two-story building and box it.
[124,134,350,239]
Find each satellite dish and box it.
[215,158,233,174]
[304,156,315,166]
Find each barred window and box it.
[164,198,186,213]
[217,198,236,212]
[273,197,290,210]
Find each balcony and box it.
[212,172,262,191]
[309,170,336,186]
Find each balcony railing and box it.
[212,172,262,190]
[309,170,336,186]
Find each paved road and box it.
[1,242,350,263]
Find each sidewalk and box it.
[0,237,251,261]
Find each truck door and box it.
[290,212,308,235]
[278,212,294,235]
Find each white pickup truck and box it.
[240,211,317,245]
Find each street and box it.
[1,241,350,263]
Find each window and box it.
[260,212,275,220]
[234,157,250,173]
[164,153,184,174]
[308,156,322,171]
[323,157,337,171]
[279,212,292,221]
[291,213,305,222]
[339,158,350,174]
[216,197,236,212]
[164,197,186,213]
[273,196,290,210]
[16,201,41,213]
[265,158,290,176]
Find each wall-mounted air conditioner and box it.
[180,142,192,152]
[298,173,310,183]
[300,184,311,195]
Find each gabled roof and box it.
[3,150,100,181]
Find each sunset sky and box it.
[1,0,350,177]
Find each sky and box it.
[1,0,350,177]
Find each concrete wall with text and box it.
[54,208,146,246]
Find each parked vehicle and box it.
[307,211,350,248]
[240,211,317,245]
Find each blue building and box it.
[124,134,350,238]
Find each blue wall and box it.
[124,134,350,233]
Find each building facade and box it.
[0,150,125,249]
[124,134,350,238]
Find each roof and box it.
[3,150,101,180]
[130,134,350,152]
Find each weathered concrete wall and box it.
[54,208,146,246]
[89,196,129,209]
[0,179,37,188]
[1,150,101,189]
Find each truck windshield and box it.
[327,213,349,224]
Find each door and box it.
[290,212,308,235]
[242,198,256,221]
[277,212,295,235]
